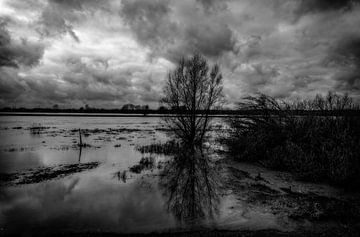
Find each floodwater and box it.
[0,116,288,235]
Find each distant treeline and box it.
[0,107,359,116]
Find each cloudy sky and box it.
[0,0,359,109]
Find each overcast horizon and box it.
[1,0,360,109]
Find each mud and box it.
[223,159,360,233]
[0,162,100,186]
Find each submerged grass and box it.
[225,92,360,188]
[29,123,49,135]
[135,140,181,155]
[129,157,156,174]
[0,162,99,186]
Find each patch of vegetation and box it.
[113,170,128,183]
[4,146,35,152]
[12,126,22,129]
[0,162,99,186]
[29,123,49,135]
[135,140,180,155]
[129,157,156,174]
[78,143,92,148]
[225,92,360,188]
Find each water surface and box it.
[0,115,284,234]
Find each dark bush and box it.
[226,92,360,188]
[136,140,181,155]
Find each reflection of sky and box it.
[0,116,176,234]
[0,168,176,234]
[0,152,44,172]
[0,116,165,172]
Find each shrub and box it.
[226,92,360,188]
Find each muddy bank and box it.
[0,162,99,186]
[221,159,360,233]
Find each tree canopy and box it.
[161,53,223,145]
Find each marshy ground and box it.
[0,115,359,236]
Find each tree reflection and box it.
[159,144,220,227]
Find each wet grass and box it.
[113,170,128,183]
[70,128,153,135]
[0,162,99,186]
[225,92,360,188]
[12,126,22,129]
[29,123,49,135]
[129,157,156,174]
[3,146,35,152]
[136,140,180,155]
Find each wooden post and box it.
[78,129,83,147]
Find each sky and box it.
[0,0,359,109]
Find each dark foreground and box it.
[2,229,360,237]
[2,159,360,237]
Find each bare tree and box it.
[161,53,223,145]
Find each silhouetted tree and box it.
[161,53,223,145]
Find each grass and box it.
[135,140,180,155]
[129,157,156,174]
[225,92,360,188]
[29,123,48,135]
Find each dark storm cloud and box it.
[120,0,236,61]
[5,0,83,42]
[14,54,164,107]
[329,36,360,92]
[36,0,111,43]
[20,71,132,107]
[49,0,87,10]
[61,56,131,87]
[184,23,234,57]
[0,19,45,67]
[0,20,17,67]
[48,0,107,10]
[297,0,360,14]
[120,0,176,51]
[48,56,134,101]
[38,3,80,42]
[196,0,228,12]
[334,36,360,66]
[0,68,26,99]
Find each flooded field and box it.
[0,116,235,234]
[1,116,359,236]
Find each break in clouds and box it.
[0,0,359,108]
